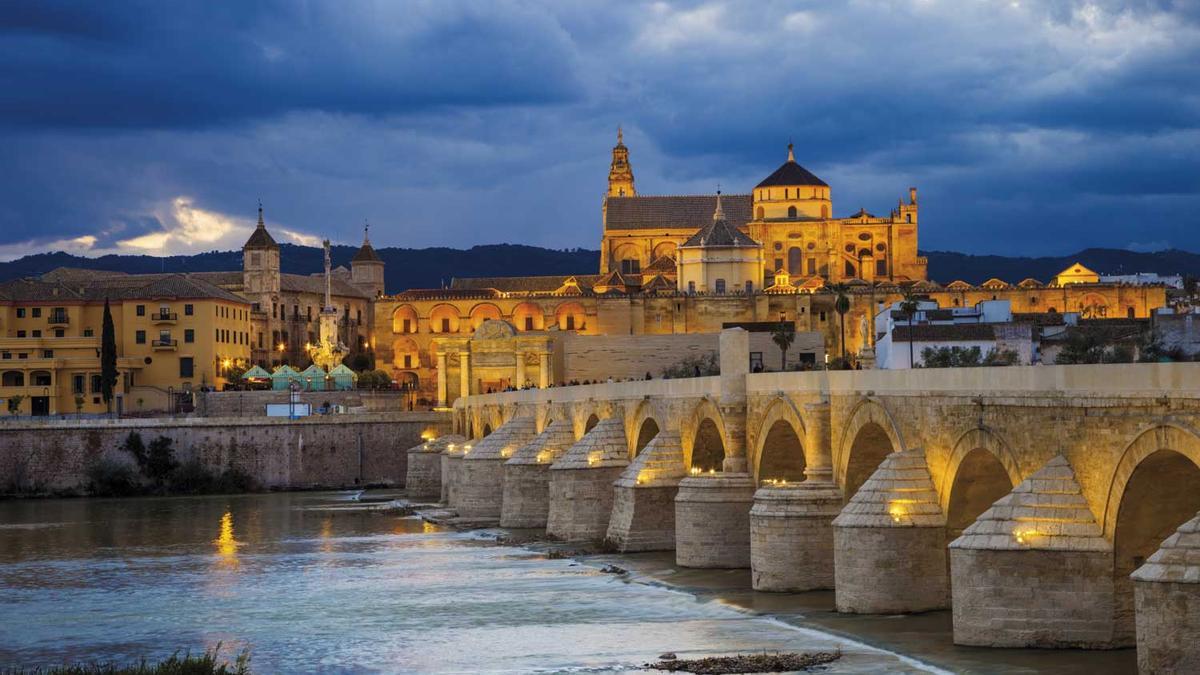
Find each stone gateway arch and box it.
[416,329,1200,669]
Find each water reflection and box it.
[213,511,240,569]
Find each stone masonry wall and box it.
[562,332,823,382]
[198,390,411,417]
[0,412,449,493]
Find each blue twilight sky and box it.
[0,0,1198,259]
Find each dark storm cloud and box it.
[0,0,1197,258]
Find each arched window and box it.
[745,280,753,294]
[788,247,802,275]
[756,206,765,219]
[822,205,830,218]
[1127,307,1136,319]
[906,213,912,223]
[787,205,797,219]
[715,279,726,294]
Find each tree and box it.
[898,287,921,368]
[7,395,24,416]
[100,298,118,413]
[832,284,851,361]
[771,324,796,370]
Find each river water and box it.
[0,491,941,673]
[0,492,1134,673]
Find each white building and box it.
[1100,272,1184,289]
[874,299,1035,369]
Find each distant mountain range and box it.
[0,244,1196,291]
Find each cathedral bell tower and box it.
[607,127,636,197]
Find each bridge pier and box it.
[457,416,538,521]
[546,418,629,542]
[675,473,756,568]
[406,434,465,500]
[499,421,576,529]
[440,440,471,506]
[607,430,686,551]
[832,448,949,614]
[1132,510,1200,673]
[750,480,843,591]
[950,456,1116,648]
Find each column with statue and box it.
[306,239,349,379]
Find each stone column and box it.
[751,481,843,591]
[718,328,749,473]
[500,421,576,528]
[547,418,629,542]
[802,400,832,483]
[458,416,538,522]
[608,431,686,551]
[675,473,757,568]
[1132,509,1200,673]
[515,352,526,389]
[407,434,466,500]
[538,352,551,388]
[832,448,949,614]
[436,351,448,407]
[458,351,471,399]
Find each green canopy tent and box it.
[242,365,271,390]
[327,364,358,391]
[299,364,328,391]
[270,365,301,391]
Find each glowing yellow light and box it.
[888,501,909,523]
[690,466,700,476]
[214,512,240,566]
[1014,527,1039,545]
[277,343,287,352]
[708,468,715,475]
[221,358,233,370]
[421,429,437,441]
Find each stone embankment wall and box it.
[0,412,450,494]
[196,390,413,417]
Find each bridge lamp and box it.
[1013,527,1039,546]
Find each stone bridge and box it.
[409,330,1200,670]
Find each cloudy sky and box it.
[0,0,1197,259]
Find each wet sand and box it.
[578,550,1137,675]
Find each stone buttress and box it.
[606,430,686,551]
[949,455,1115,648]
[832,448,949,613]
[456,416,538,521]
[500,420,576,529]
[675,472,757,568]
[1132,510,1200,672]
[441,439,472,506]
[406,434,466,500]
[751,480,843,591]
[546,417,629,542]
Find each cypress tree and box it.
[101,298,118,412]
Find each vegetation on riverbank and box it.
[85,432,259,498]
[647,650,841,673]
[3,647,250,675]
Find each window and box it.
[402,319,411,333]
[524,317,533,331]
[688,281,696,294]
[441,318,451,333]
[774,258,783,271]
[16,308,25,318]
[565,315,575,330]
[745,280,753,294]
[403,355,412,368]
[307,306,313,321]
[136,305,145,316]
[16,331,25,338]
[184,329,194,344]
[715,279,726,294]
[906,213,912,223]
[42,350,53,358]
[72,374,84,395]
[54,329,64,338]
[184,304,194,316]
[1,352,9,360]
[356,309,362,325]
[620,259,640,274]
[250,252,261,266]
[787,205,797,219]
[90,374,102,394]
[159,330,171,343]
[876,259,887,276]
[180,357,194,378]
[32,372,51,386]
[215,328,220,342]
[788,247,802,275]
[258,332,264,348]
[272,302,278,319]
[1128,307,1136,319]
[136,330,146,344]
[293,305,299,319]
[807,258,816,275]
[819,311,827,322]
[31,330,41,338]
[83,328,94,337]
[31,308,41,318]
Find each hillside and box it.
[0,245,1196,291]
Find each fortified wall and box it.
[0,411,450,494]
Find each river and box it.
[0,491,1133,673]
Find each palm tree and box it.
[771,323,796,371]
[899,286,920,368]
[832,284,851,361]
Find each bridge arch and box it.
[751,397,808,483]
[682,397,727,472]
[1104,423,1200,641]
[626,398,664,457]
[941,427,1022,538]
[837,398,905,502]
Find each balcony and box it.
[47,312,70,326]
[152,339,178,351]
[151,312,179,324]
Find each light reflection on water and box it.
[0,492,932,673]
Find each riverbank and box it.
[427,515,1137,675]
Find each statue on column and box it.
[306,238,349,371]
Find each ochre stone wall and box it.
[0,412,450,493]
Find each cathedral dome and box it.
[756,143,827,188]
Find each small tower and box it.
[607,126,636,198]
[351,221,385,298]
[243,202,281,299]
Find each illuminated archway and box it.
[691,418,725,472]
[391,337,420,370]
[633,418,659,457]
[429,304,461,334]
[512,302,544,331]
[757,420,806,483]
[945,448,1015,539]
[468,303,503,330]
[391,305,418,334]
[554,302,587,332]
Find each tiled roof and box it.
[891,324,997,342]
[643,255,677,274]
[451,275,603,293]
[5,269,250,304]
[756,160,828,188]
[605,195,752,231]
[280,273,371,299]
[393,288,501,300]
[244,225,279,250]
[681,215,760,248]
[352,242,383,263]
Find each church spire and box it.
[713,188,725,221]
[787,141,795,163]
[363,219,371,245]
[607,126,636,198]
[257,199,265,228]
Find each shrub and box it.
[86,459,144,497]
[168,460,260,495]
[660,352,720,378]
[2,645,250,674]
[144,437,179,484]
